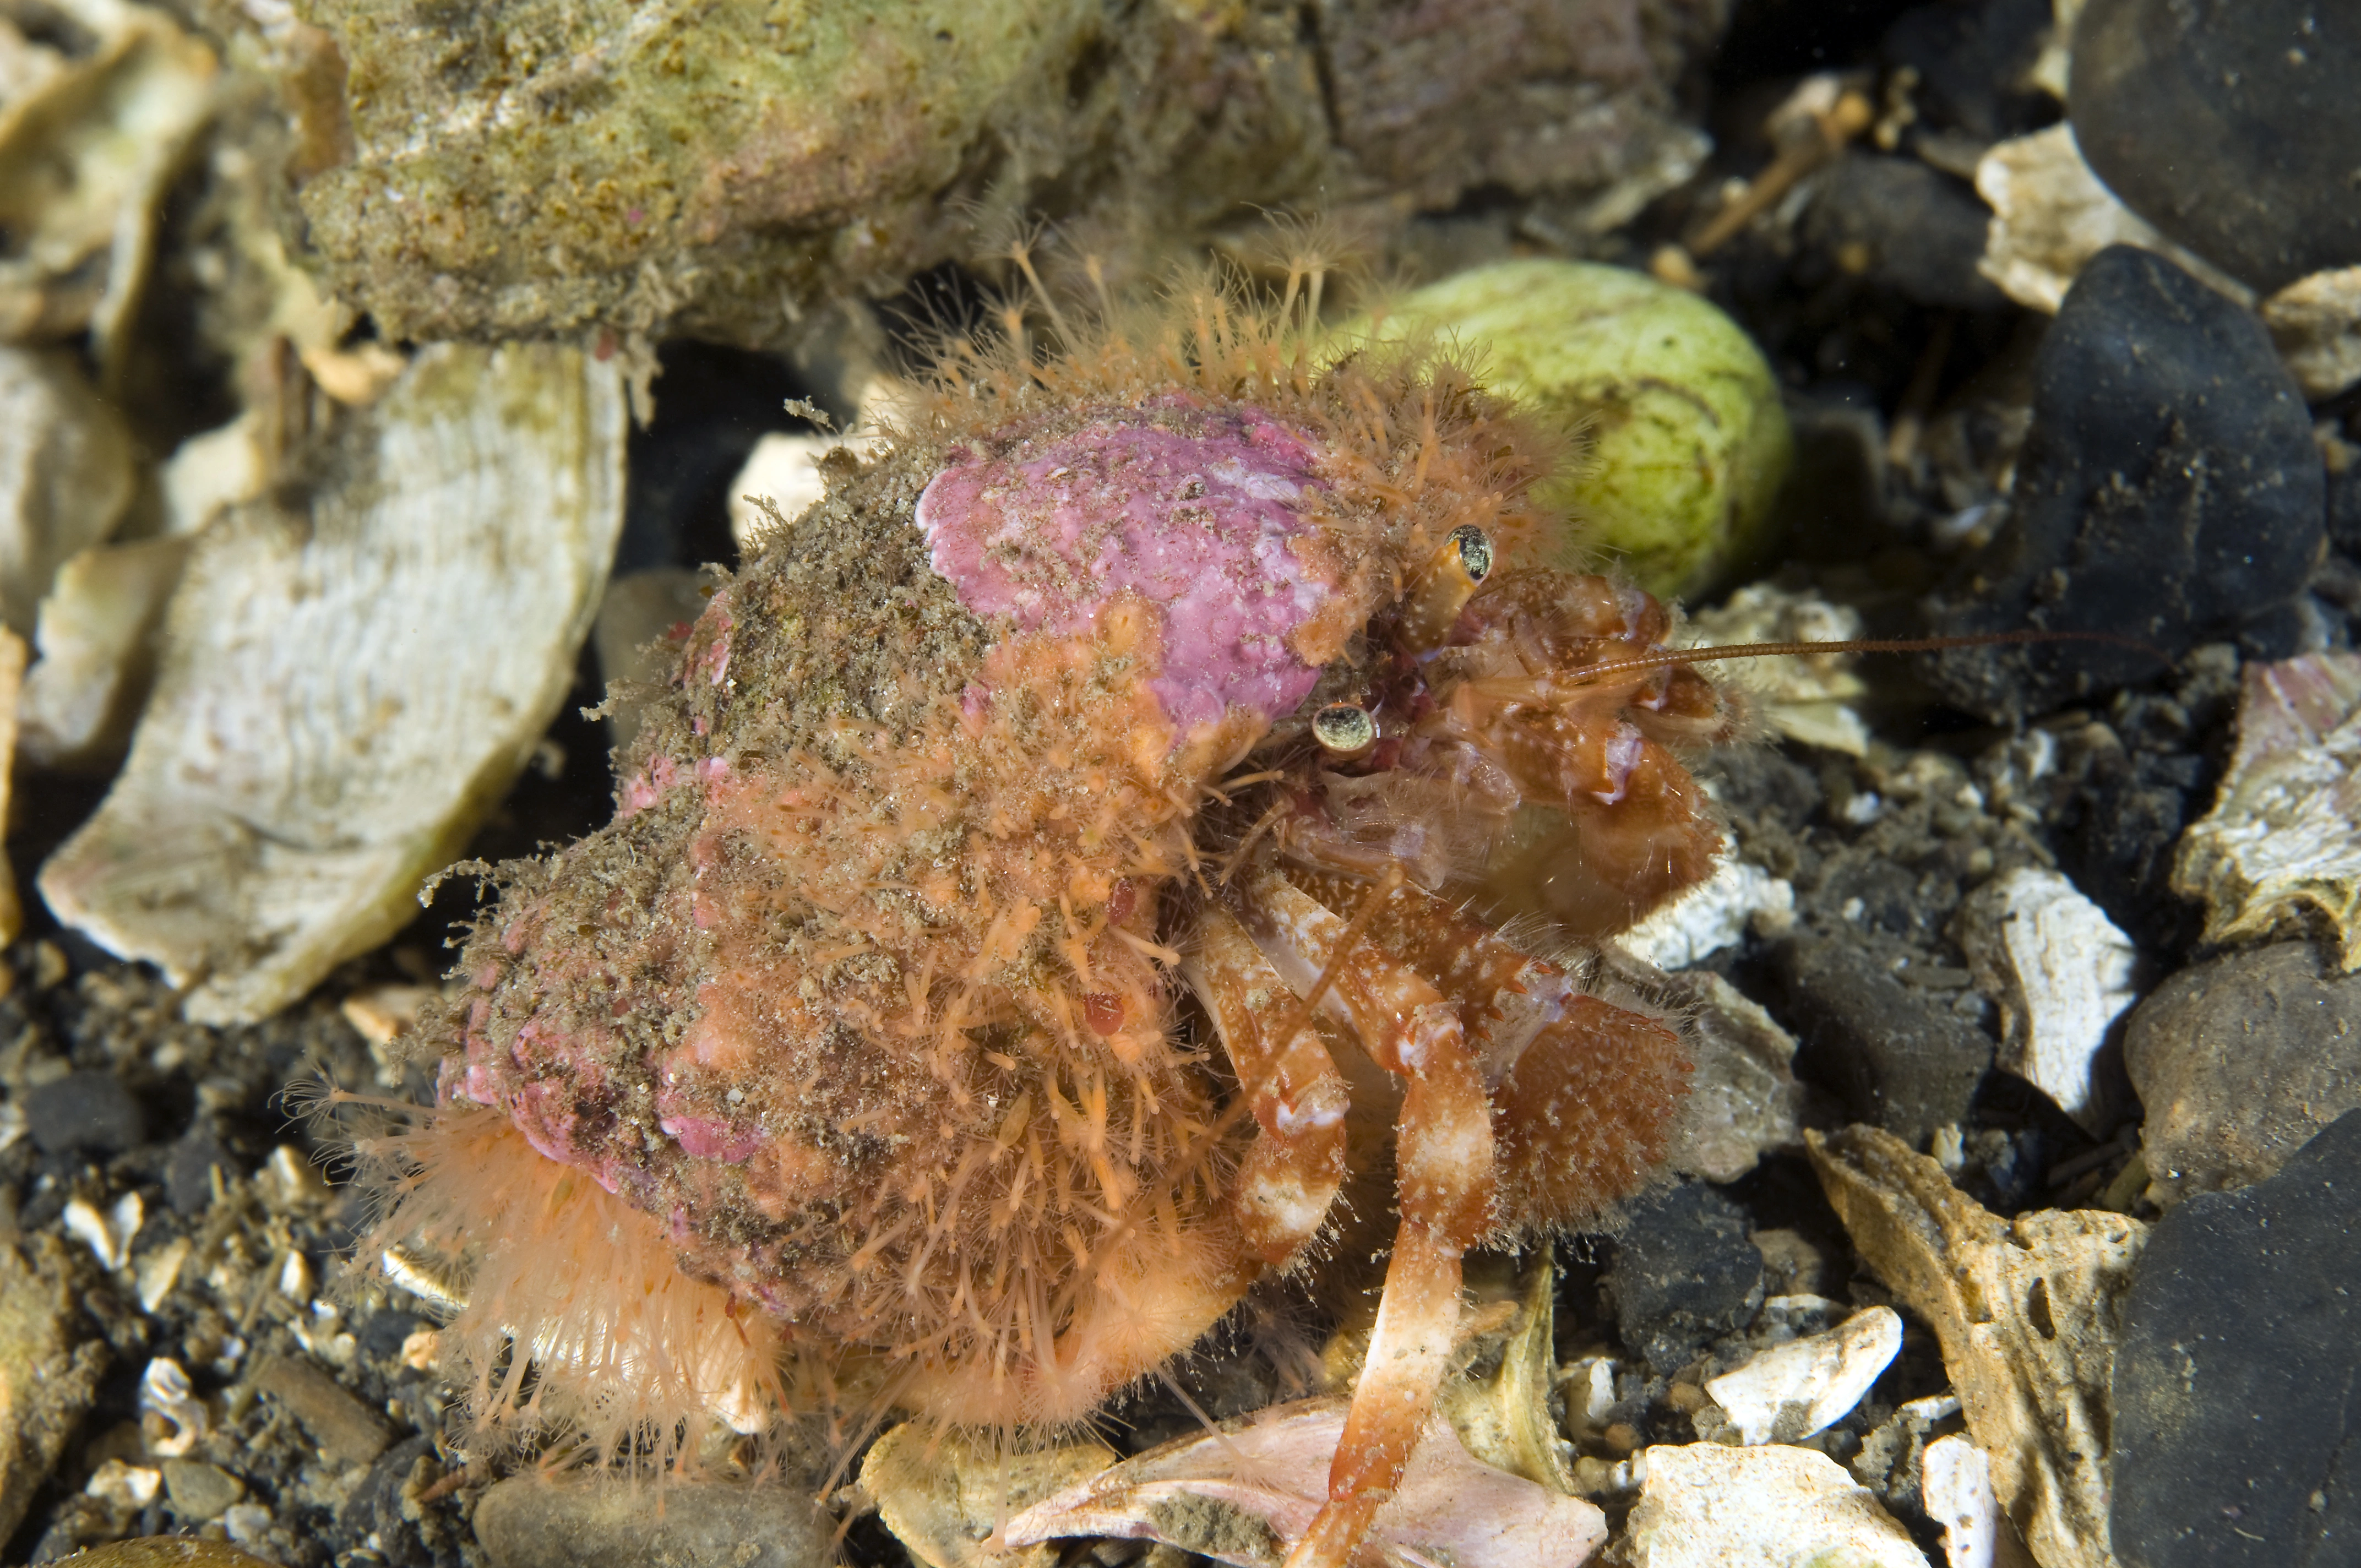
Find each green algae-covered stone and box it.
[1376,259,1793,600]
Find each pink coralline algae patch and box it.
[916,403,1334,734]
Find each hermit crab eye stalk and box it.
[1311,702,1378,758]
[1402,523,1495,652]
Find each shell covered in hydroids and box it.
[351,285,1586,1457]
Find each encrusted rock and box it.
[1952,865,2141,1132]
[0,1236,109,1547]
[2171,651,2361,970]
[472,1471,834,1568]
[285,0,1725,348]
[2112,1110,2361,1568]
[2123,941,2361,1205]
[1807,1124,2145,1568]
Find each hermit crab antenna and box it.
[1558,627,2174,689]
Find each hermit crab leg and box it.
[1233,869,1499,1568]
[1182,906,1351,1265]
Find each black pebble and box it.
[339,1434,439,1568]
[1803,155,2010,312]
[24,1070,146,1156]
[165,1132,232,1216]
[1921,246,2326,722]
[1772,935,1993,1147]
[2071,0,2361,292]
[2329,459,2361,559]
[1601,1182,1765,1376]
[2054,753,2207,955]
[359,1309,427,1363]
[1881,0,2058,144]
[2110,1109,2361,1567]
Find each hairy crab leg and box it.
[1182,906,1351,1264]
[1492,993,1691,1228]
[1233,869,1499,1568]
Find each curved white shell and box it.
[41,342,625,1023]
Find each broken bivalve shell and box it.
[40,341,626,1024]
[1626,1443,1925,1568]
[999,1398,1607,1568]
[1951,866,2141,1133]
[0,0,217,362]
[1700,1304,1903,1446]
[0,346,138,636]
[2171,650,2361,972]
[1807,1125,2146,1568]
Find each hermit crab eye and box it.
[1402,524,1495,652]
[1312,702,1378,756]
[1445,522,1493,583]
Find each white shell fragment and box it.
[1973,124,2252,315]
[1624,1443,1925,1568]
[726,375,906,552]
[1952,866,2141,1131]
[40,342,627,1024]
[17,535,193,767]
[1677,581,1870,755]
[2261,265,2361,400]
[1922,1434,2034,1568]
[1703,1305,1903,1446]
[0,625,23,943]
[0,0,217,361]
[0,346,138,635]
[2172,651,2361,972]
[1660,968,1804,1183]
[1615,857,1796,972]
[998,1398,1608,1568]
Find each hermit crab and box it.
[345,259,1768,1567]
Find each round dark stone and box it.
[1601,1180,1766,1375]
[2110,1109,2361,1567]
[24,1070,146,1156]
[1803,154,2009,312]
[2071,0,2361,293]
[1770,934,1994,1148]
[1881,0,2058,144]
[1921,246,2326,721]
[164,1133,232,1216]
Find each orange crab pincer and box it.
[352,274,1723,1567]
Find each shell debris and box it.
[2172,650,2361,971]
[40,342,627,1025]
